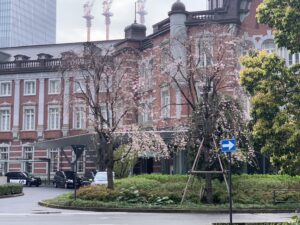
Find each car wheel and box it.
[36,184,39,187]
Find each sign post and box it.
[221,139,236,225]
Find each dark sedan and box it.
[53,171,81,189]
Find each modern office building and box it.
[0,0,56,48]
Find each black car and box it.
[53,171,82,189]
[5,172,42,187]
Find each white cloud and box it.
[57,0,207,43]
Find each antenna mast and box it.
[83,0,95,42]
[102,0,113,40]
[136,0,147,25]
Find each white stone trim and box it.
[38,78,45,126]
[13,80,20,127]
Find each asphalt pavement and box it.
[0,186,298,225]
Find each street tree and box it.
[240,50,300,175]
[257,0,300,53]
[61,43,169,189]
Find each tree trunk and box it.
[203,140,213,204]
[205,173,213,204]
[106,142,114,190]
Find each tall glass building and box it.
[0,0,56,48]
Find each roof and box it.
[33,133,96,149]
[0,40,124,62]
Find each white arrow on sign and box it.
[223,140,234,150]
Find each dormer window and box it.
[14,54,30,61]
[37,53,53,60]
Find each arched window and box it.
[262,39,276,54]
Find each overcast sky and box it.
[56,0,207,43]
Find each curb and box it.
[38,201,300,214]
[0,192,24,199]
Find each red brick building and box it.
[0,0,294,178]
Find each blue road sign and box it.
[221,139,236,153]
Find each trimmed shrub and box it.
[0,184,23,196]
[77,185,118,202]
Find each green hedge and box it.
[77,174,300,205]
[0,184,23,196]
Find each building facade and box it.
[0,0,298,178]
[0,0,56,48]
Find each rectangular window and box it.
[100,104,112,128]
[0,81,11,96]
[73,152,84,173]
[48,79,61,94]
[176,89,182,119]
[74,80,85,93]
[288,53,300,66]
[23,107,35,130]
[48,106,60,130]
[0,146,8,174]
[198,40,212,68]
[23,146,33,173]
[99,77,112,92]
[161,88,170,118]
[0,108,10,131]
[141,99,152,124]
[115,101,123,126]
[24,80,36,96]
[296,53,300,64]
[73,106,85,129]
[48,149,59,172]
[289,54,293,66]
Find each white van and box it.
[91,171,114,186]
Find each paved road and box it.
[0,187,298,225]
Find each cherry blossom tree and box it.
[160,24,253,203]
[60,43,169,189]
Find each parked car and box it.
[53,170,82,189]
[5,172,42,187]
[91,171,114,186]
[81,170,97,186]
